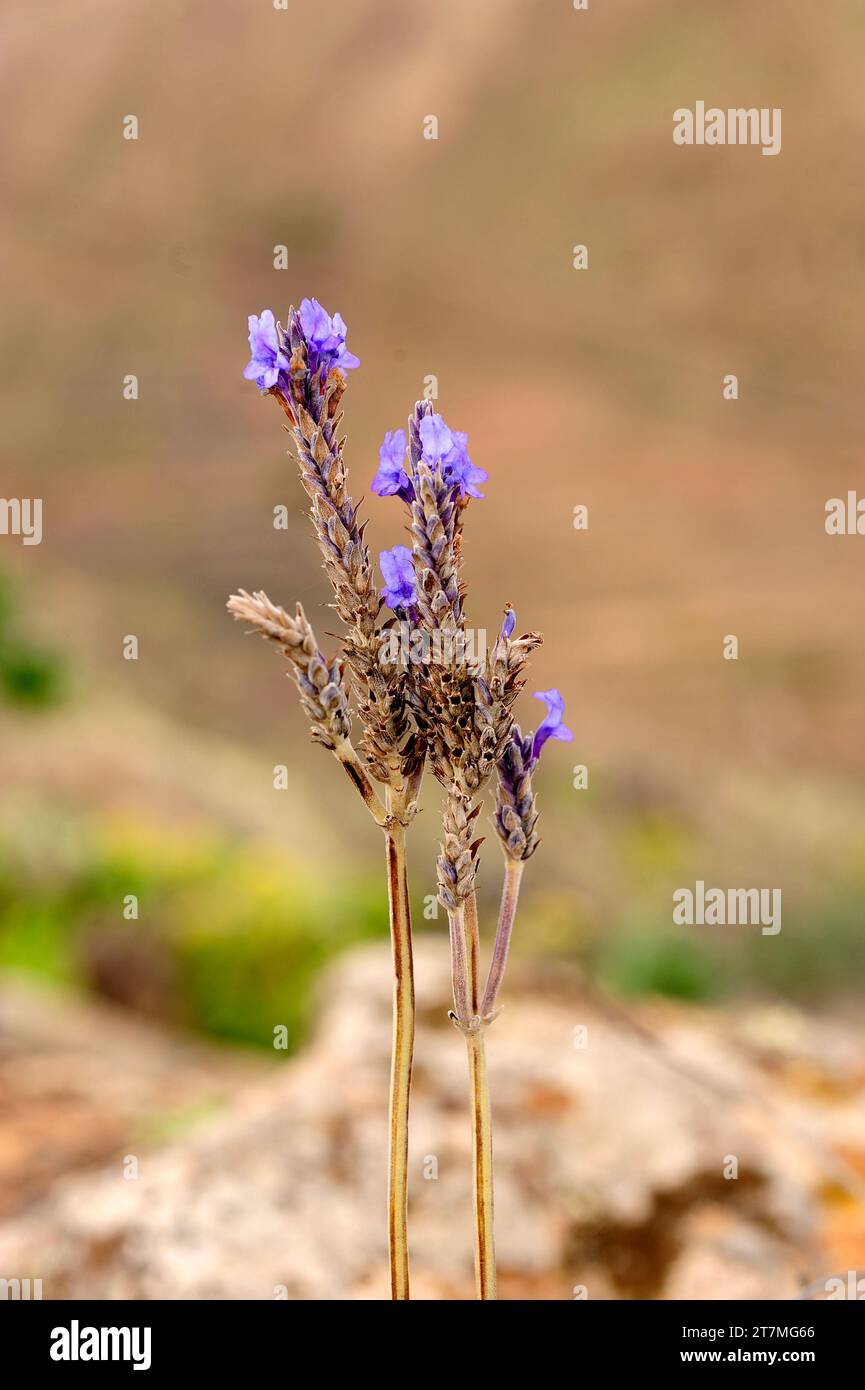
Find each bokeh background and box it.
[1,0,865,1299]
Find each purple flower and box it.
[531,688,573,762]
[298,297,360,373]
[443,430,488,500]
[419,414,454,463]
[418,413,488,499]
[243,310,290,390]
[371,429,413,499]
[500,606,516,641]
[379,545,416,610]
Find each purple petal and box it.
[534,688,566,722]
[371,429,410,495]
[419,413,454,462]
[381,429,407,468]
[442,429,487,498]
[459,462,488,500]
[297,299,360,371]
[248,309,278,354]
[379,544,416,608]
[531,688,573,761]
[299,298,331,347]
[371,470,401,497]
[244,309,291,387]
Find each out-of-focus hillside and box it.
[2,0,865,981]
[3,2,865,1305]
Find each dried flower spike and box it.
[232,301,423,1300]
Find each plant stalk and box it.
[480,857,524,1021]
[465,889,497,1299]
[384,791,414,1299]
[466,1026,496,1300]
[465,888,481,1014]
[334,736,388,826]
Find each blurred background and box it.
[1,0,864,1299]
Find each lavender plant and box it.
[230,301,421,1300]
[370,405,572,1299]
[230,300,570,1300]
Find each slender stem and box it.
[384,792,414,1300]
[465,889,481,1015]
[466,1029,496,1299]
[480,857,524,1021]
[334,737,388,826]
[447,904,471,1026]
[453,889,497,1300]
[461,859,524,1298]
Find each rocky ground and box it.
[1,942,864,1300]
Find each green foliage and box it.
[0,813,385,1051]
[0,571,65,709]
[3,776,865,1051]
[0,644,64,706]
[597,930,722,1003]
[740,887,865,999]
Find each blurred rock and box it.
[0,976,266,1221]
[1,941,863,1300]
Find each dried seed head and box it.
[275,307,382,668]
[227,589,351,750]
[436,792,483,910]
[494,724,541,861]
[357,637,425,786]
[410,463,465,634]
[251,312,427,793]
